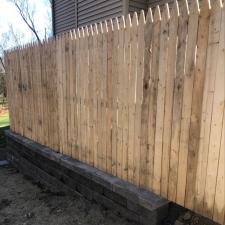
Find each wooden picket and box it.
[4,0,224,224]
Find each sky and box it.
[0,0,51,50]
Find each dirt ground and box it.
[0,164,136,225]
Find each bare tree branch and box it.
[9,0,41,43]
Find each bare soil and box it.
[0,164,136,225]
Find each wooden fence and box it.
[4,0,224,224]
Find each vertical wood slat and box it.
[212,6,224,223]
[5,2,225,224]
[203,0,224,218]
[161,0,179,198]
[147,6,161,190]
[189,0,217,212]
[153,4,169,195]
[88,25,94,166]
[56,34,64,154]
[117,16,125,179]
[96,23,103,170]
[101,21,108,172]
[176,0,199,206]
[92,24,98,168]
[213,113,224,224]
[168,0,189,202]
[106,19,113,174]
[111,18,119,176]
[140,8,153,188]
[187,0,210,213]
[133,11,145,187]
[122,14,132,181]
[127,13,138,183]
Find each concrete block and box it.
[103,188,127,207]
[5,130,170,225]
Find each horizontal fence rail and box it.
[4,0,224,224]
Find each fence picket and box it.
[168,0,189,202]
[133,11,145,186]
[127,13,138,183]
[111,18,119,176]
[213,112,224,224]
[203,0,223,217]
[161,0,179,198]
[140,8,153,188]
[117,16,125,178]
[176,0,199,206]
[153,4,169,194]
[106,19,113,173]
[187,0,210,212]
[122,14,132,181]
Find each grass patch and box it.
[0,111,9,128]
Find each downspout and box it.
[52,0,56,36]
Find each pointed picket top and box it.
[170,0,180,19]
[114,17,120,31]
[119,15,126,30]
[126,14,132,28]
[153,5,162,22]
[139,10,146,25]
[200,0,210,13]
[80,26,85,38]
[63,32,66,38]
[77,27,81,39]
[69,30,73,40]
[70,29,75,40]
[64,31,69,41]
[162,3,170,21]
[210,0,223,12]
[146,7,153,25]
[93,23,99,36]
[102,20,108,34]
[132,12,139,28]
[98,21,103,34]
[73,29,77,40]
[107,18,114,32]
[89,24,94,37]
[85,26,89,37]
[179,0,190,18]
[189,0,200,15]
[58,33,62,42]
